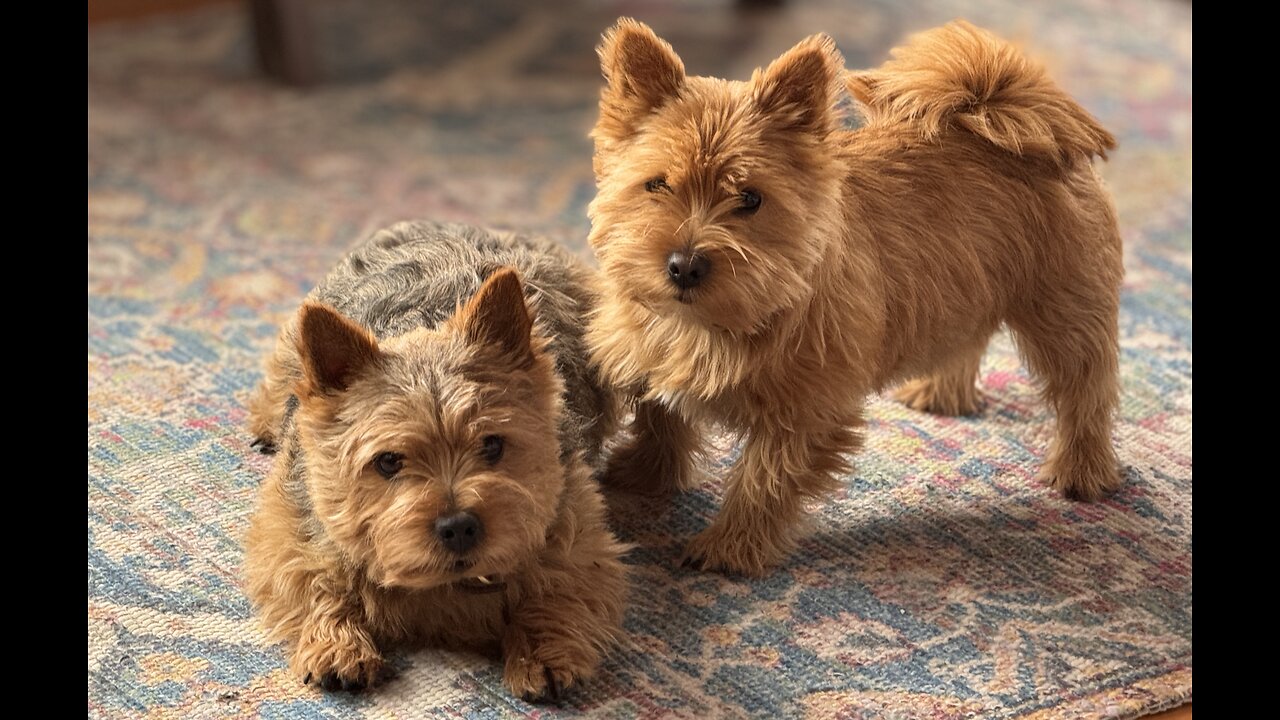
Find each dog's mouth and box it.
[382,557,494,590]
[453,574,506,594]
[447,558,505,593]
[662,291,737,333]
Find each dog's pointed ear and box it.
[595,18,686,141]
[844,71,881,106]
[752,34,844,134]
[296,303,381,393]
[458,267,534,368]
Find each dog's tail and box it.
[846,20,1115,165]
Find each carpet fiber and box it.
[87,0,1192,717]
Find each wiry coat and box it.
[248,220,614,468]
[587,20,1123,576]
[243,221,625,699]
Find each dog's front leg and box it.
[682,416,861,576]
[289,581,384,692]
[601,399,700,495]
[501,493,627,702]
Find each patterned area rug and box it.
[87,0,1192,717]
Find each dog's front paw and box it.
[681,523,786,578]
[504,653,575,704]
[601,434,688,496]
[503,629,593,704]
[293,625,383,693]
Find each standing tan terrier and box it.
[586,19,1123,576]
[243,222,627,700]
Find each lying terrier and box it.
[243,221,627,700]
[586,19,1123,576]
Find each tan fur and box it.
[600,400,703,496]
[245,322,300,447]
[587,19,1124,576]
[244,269,628,699]
[845,21,1116,164]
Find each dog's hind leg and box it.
[892,340,990,416]
[1008,265,1122,501]
[246,318,303,453]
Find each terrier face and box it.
[291,269,565,590]
[588,19,848,335]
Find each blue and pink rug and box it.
[88,0,1191,717]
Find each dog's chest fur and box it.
[591,289,878,430]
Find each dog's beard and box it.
[372,537,538,591]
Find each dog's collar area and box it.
[453,574,506,594]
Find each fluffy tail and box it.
[846,20,1115,165]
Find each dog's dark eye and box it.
[481,435,505,465]
[645,177,669,193]
[374,452,404,479]
[738,189,762,214]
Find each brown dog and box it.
[586,19,1123,576]
[244,222,627,699]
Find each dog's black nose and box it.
[666,251,711,290]
[434,512,483,554]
